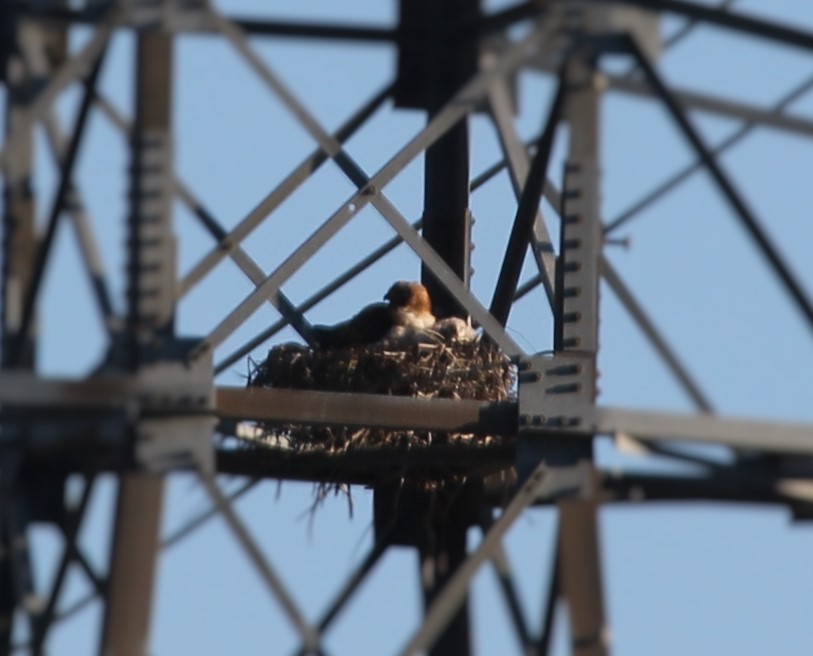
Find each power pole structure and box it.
[2,2,813,655]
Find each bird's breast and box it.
[392,308,436,330]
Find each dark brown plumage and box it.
[310,281,436,349]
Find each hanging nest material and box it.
[242,338,515,477]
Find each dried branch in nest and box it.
[246,338,514,453]
[240,336,516,510]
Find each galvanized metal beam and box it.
[0,7,119,171]
[191,21,550,360]
[30,476,95,654]
[208,5,525,353]
[552,44,609,656]
[42,112,118,335]
[213,220,421,375]
[625,35,813,338]
[604,72,813,234]
[527,58,813,141]
[198,474,320,651]
[99,473,165,656]
[216,386,516,436]
[174,83,392,299]
[7,38,108,367]
[14,19,117,338]
[600,256,714,413]
[2,18,40,371]
[490,69,565,325]
[535,541,560,656]
[488,78,557,311]
[99,27,174,656]
[406,4,482,651]
[481,516,535,653]
[396,462,590,655]
[1,375,812,456]
[604,72,813,140]
[591,0,813,53]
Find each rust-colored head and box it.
[384,281,432,314]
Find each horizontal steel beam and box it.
[605,73,813,139]
[218,387,813,455]
[592,407,813,456]
[600,471,813,506]
[528,59,813,139]
[3,376,813,456]
[216,444,514,486]
[216,387,517,436]
[588,0,813,54]
[221,388,813,456]
[0,373,211,412]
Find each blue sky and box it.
[7,0,813,654]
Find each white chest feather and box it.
[393,308,436,330]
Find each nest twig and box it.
[247,339,513,447]
[239,337,515,497]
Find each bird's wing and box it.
[311,303,394,349]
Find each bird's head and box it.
[384,281,432,313]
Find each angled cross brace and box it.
[624,35,813,337]
[603,72,813,234]
[604,71,813,139]
[173,82,393,299]
[213,220,422,374]
[289,537,390,656]
[536,541,560,656]
[188,12,557,360]
[198,474,320,651]
[599,256,714,413]
[528,59,813,140]
[8,40,109,367]
[42,113,117,335]
[396,463,590,655]
[597,0,813,53]
[29,477,95,653]
[95,92,373,347]
[517,169,712,416]
[0,7,120,171]
[15,23,118,337]
[480,516,534,652]
[488,70,566,323]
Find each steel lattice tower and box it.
[2,1,813,654]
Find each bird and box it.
[432,316,477,342]
[309,281,436,349]
[382,316,478,348]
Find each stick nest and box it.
[245,338,515,453]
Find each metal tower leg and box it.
[2,24,38,369]
[99,27,175,656]
[1,18,41,652]
[555,51,609,656]
[416,133,474,656]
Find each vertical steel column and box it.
[2,24,38,369]
[416,0,478,319]
[413,2,479,655]
[390,1,482,652]
[0,16,40,652]
[554,47,609,656]
[422,120,472,318]
[99,25,175,656]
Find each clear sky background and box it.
[7,0,813,654]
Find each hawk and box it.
[310,281,436,349]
